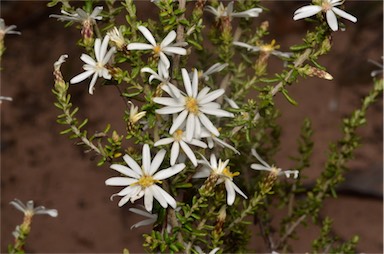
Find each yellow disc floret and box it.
[260,39,279,53]
[185,97,199,115]
[136,175,161,188]
[153,45,161,55]
[222,167,240,179]
[173,129,184,141]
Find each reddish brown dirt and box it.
[1,1,382,253]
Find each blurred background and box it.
[1,1,382,253]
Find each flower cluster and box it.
[50,0,361,249]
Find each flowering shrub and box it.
[4,0,382,253]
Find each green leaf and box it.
[282,89,298,106]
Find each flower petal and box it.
[200,107,234,117]
[88,73,98,94]
[170,141,180,165]
[94,38,102,61]
[232,182,247,199]
[162,46,187,55]
[182,68,193,97]
[105,177,137,186]
[332,7,357,23]
[191,69,199,98]
[127,43,153,50]
[153,163,185,180]
[251,149,270,168]
[198,114,220,137]
[123,154,142,176]
[80,54,96,65]
[160,30,176,48]
[149,149,166,175]
[149,185,167,208]
[70,70,94,84]
[156,106,185,115]
[154,138,174,146]
[142,144,151,174]
[225,180,236,205]
[197,87,211,100]
[169,110,189,134]
[199,89,225,104]
[144,188,154,211]
[110,164,139,178]
[159,52,170,69]
[185,113,195,142]
[293,5,322,20]
[98,35,110,62]
[179,140,197,166]
[153,97,179,106]
[326,10,338,31]
[138,26,157,46]
[250,163,270,171]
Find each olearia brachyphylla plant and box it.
[48,0,383,253]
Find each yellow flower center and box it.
[270,166,281,176]
[321,1,332,11]
[260,40,279,53]
[222,167,240,179]
[185,97,199,115]
[135,175,161,188]
[173,129,184,141]
[153,45,162,55]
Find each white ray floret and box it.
[154,128,207,166]
[193,154,247,205]
[153,68,234,141]
[293,0,357,31]
[70,35,116,94]
[106,144,185,212]
[251,149,299,179]
[129,206,158,229]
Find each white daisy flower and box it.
[141,67,181,98]
[0,18,21,40]
[233,40,292,59]
[154,128,207,166]
[251,149,299,179]
[106,144,185,212]
[127,26,187,71]
[193,154,247,205]
[293,0,357,31]
[10,199,58,217]
[49,6,103,23]
[200,128,240,155]
[129,206,158,229]
[205,1,262,20]
[107,26,126,50]
[70,35,116,94]
[153,68,234,141]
